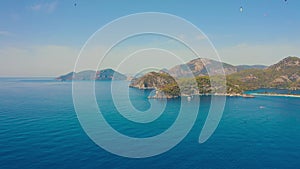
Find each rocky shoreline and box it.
[145,89,255,99]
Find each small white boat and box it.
[187,96,192,101]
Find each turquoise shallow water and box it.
[0,78,300,169]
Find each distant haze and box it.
[1,1,300,76]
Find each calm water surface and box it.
[0,78,299,169]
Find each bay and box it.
[0,78,299,169]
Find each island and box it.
[130,56,300,98]
[56,56,300,99]
[56,68,127,81]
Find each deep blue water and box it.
[0,78,300,169]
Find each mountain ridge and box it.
[56,68,127,81]
[56,56,300,92]
[235,65,267,72]
[228,56,300,90]
[130,56,300,98]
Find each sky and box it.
[0,0,300,76]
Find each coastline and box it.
[250,93,300,98]
[147,91,255,99]
[148,90,300,99]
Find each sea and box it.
[0,78,299,169]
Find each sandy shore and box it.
[250,93,300,98]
